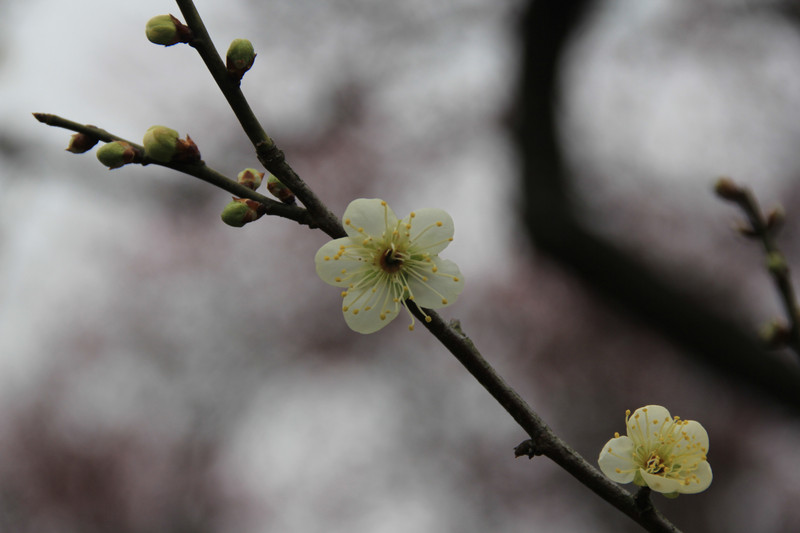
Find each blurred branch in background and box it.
[714,177,800,359]
[517,0,800,414]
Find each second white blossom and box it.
[598,405,712,496]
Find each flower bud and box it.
[145,14,192,46]
[766,251,789,276]
[226,39,256,82]
[220,197,265,227]
[237,168,264,190]
[266,175,295,204]
[174,134,201,163]
[96,141,137,169]
[142,125,179,163]
[766,204,785,233]
[66,132,99,154]
[714,177,746,203]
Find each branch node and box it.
[634,487,653,514]
[513,439,542,459]
[256,140,284,167]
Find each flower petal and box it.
[406,208,454,255]
[677,420,710,452]
[342,198,397,240]
[341,277,401,334]
[640,470,688,494]
[598,436,637,483]
[627,405,673,445]
[677,460,712,494]
[315,237,369,287]
[405,257,464,309]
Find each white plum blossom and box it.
[315,198,464,333]
[598,405,712,496]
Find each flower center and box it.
[379,246,404,273]
[645,451,668,475]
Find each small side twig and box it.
[715,177,800,358]
[33,113,313,229]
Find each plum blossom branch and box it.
[35,1,682,531]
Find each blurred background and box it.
[1,0,800,531]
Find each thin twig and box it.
[33,113,313,228]
[715,177,800,358]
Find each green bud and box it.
[226,39,256,81]
[237,168,264,190]
[143,125,179,163]
[266,175,295,204]
[766,251,789,276]
[759,318,789,348]
[66,132,99,154]
[145,14,192,46]
[96,141,137,169]
[220,197,264,227]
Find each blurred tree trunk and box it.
[515,0,800,413]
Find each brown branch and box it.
[415,309,681,533]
